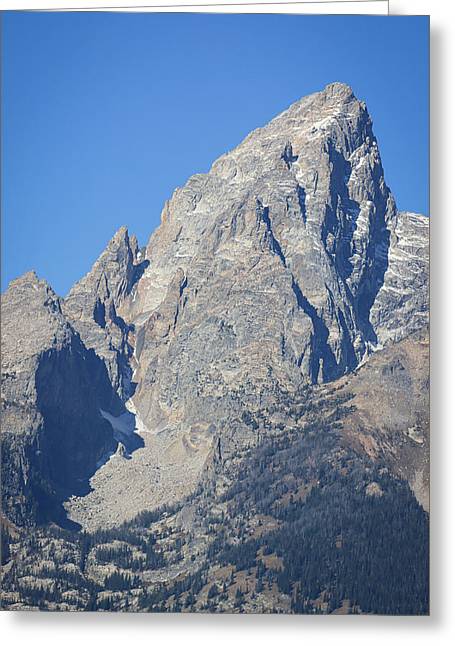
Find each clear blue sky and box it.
[1,12,429,296]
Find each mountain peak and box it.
[1,268,70,371]
[3,270,60,310]
[63,225,143,399]
[109,225,129,247]
[322,81,355,100]
[7,269,43,291]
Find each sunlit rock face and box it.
[123,83,428,449]
[370,211,429,345]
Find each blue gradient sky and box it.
[1,12,429,295]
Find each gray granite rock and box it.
[1,272,120,526]
[126,82,428,449]
[63,226,147,400]
[371,211,429,345]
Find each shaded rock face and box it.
[1,273,121,527]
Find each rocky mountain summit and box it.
[122,82,428,464]
[63,226,147,400]
[1,83,429,613]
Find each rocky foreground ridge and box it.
[1,83,429,614]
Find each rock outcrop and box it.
[371,211,429,345]
[1,273,122,526]
[63,226,148,400]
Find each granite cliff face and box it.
[371,211,429,344]
[63,226,148,400]
[1,83,429,533]
[122,82,427,490]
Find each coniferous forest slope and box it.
[1,83,429,614]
